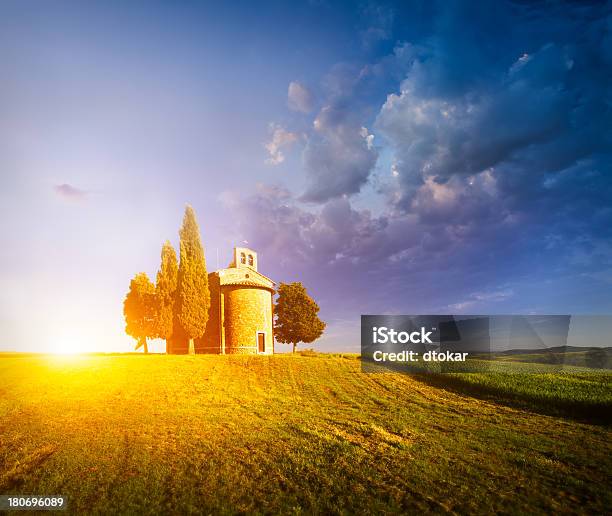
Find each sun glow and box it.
[48,332,87,355]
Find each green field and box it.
[1,354,611,514]
[370,357,612,423]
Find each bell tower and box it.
[233,247,258,272]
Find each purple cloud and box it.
[54,183,87,201]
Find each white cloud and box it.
[264,124,299,165]
[449,289,514,312]
[288,81,314,113]
[360,126,374,149]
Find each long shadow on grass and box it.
[409,372,612,425]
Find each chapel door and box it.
[257,333,265,353]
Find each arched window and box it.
[240,252,246,264]
[248,254,254,266]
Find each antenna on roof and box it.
[216,247,219,270]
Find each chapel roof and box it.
[215,266,275,291]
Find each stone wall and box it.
[223,285,273,355]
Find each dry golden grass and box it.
[0,354,610,514]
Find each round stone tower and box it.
[197,247,274,355]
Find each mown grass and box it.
[362,355,612,423]
[0,354,611,514]
[413,369,612,424]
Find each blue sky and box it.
[1,1,611,352]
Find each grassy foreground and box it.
[1,354,611,514]
[372,358,612,423]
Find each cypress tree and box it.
[123,272,156,353]
[154,240,178,353]
[176,205,210,354]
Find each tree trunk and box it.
[188,338,195,355]
[292,342,296,353]
[164,338,170,354]
[138,336,148,354]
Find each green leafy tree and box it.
[154,240,178,353]
[175,205,210,354]
[123,272,156,353]
[274,282,325,353]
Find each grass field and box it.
[369,358,612,423]
[1,354,611,514]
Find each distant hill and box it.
[498,346,612,355]
[490,346,612,369]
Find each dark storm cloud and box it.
[358,1,395,50]
[376,2,612,223]
[238,0,612,328]
[225,184,399,269]
[224,180,533,322]
[301,104,378,203]
[367,3,612,311]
